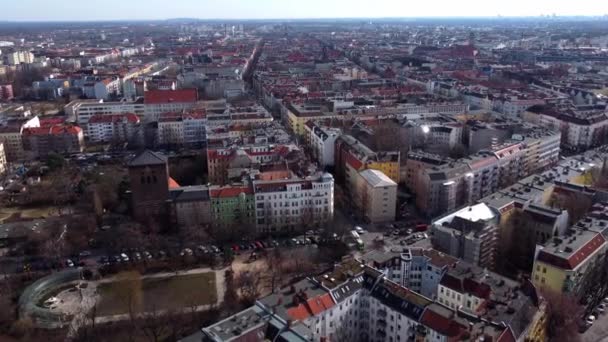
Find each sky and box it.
[3,0,608,21]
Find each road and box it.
[582,313,608,342]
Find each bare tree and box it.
[266,248,284,293]
[235,268,263,306]
[542,289,583,342]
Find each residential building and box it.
[304,121,341,168]
[199,257,538,342]
[0,84,14,101]
[356,169,397,223]
[65,99,145,129]
[335,134,400,186]
[0,142,7,176]
[532,205,608,294]
[0,116,40,162]
[86,113,141,144]
[524,104,608,151]
[253,172,334,234]
[209,185,255,230]
[157,110,207,147]
[169,185,211,229]
[5,51,34,65]
[432,203,499,269]
[22,125,85,158]
[144,89,198,122]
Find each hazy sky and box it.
[3,0,608,21]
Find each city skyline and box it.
[3,0,608,21]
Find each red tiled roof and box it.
[345,151,363,170]
[306,293,334,315]
[168,177,180,189]
[420,308,467,338]
[23,125,82,136]
[39,117,66,127]
[89,113,140,124]
[209,186,253,198]
[537,233,606,270]
[144,89,197,104]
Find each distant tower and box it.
[128,150,170,224]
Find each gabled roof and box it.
[144,89,197,104]
[128,150,167,167]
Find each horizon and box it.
[3,0,608,22]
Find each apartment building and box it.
[209,185,255,230]
[201,258,534,342]
[253,172,334,234]
[303,121,340,168]
[0,84,14,101]
[86,113,141,144]
[356,169,397,223]
[405,129,561,217]
[0,142,7,176]
[532,204,608,294]
[169,185,212,229]
[5,50,34,65]
[0,116,41,162]
[144,89,198,122]
[431,203,499,270]
[335,134,400,186]
[524,104,608,151]
[157,110,206,147]
[22,125,85,158]
[65,98,145,129]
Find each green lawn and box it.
[96,272,217,316]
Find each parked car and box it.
[355,226,365,234]
[65,259,75,267]
[120,253,130,262]
[133,252,142,261]
[79,251,92,257]
[586,315,596,326]
[143,251,153,260]
[180,248,194,257]
[597,303,606,314]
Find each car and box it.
[65,259,75,267]
[232,245,240,252]
[304,238,312,245]
[143,251,153,260]
[597,304,606,314]
[586,315,596,326]
[180,248,194,257]
[255,241,264,249]
[120,253,130,262]
[392,230,399,236]
[79,251,92,257]
[211,245,221,254]
[158,251,167,259]
[196,245,208,254]
[112,255,122,263]
[98,256,109,265]
[603,297,608,304]
[133,252,142,261]
[272,240,280,247]
[239,243,248,250]
[355,226,365,234]
[406,229,413,235]
[306,230,314,236]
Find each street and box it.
[582,313,608,342]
